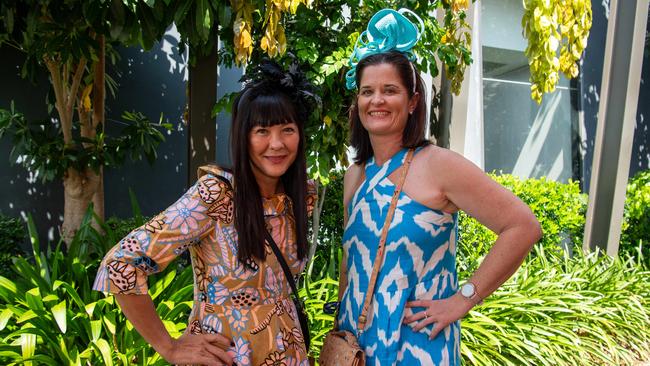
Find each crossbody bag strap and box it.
[265,230,311,348]
[357,148,414,335]
[265,230,301,301]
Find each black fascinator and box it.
[240,57,321,121]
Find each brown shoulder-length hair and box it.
[230,84,309,266]
[349,51,430,164]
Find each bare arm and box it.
[440,150,542,300]
[115,294,234,366]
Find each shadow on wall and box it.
[0,46,62,249]
[104,25,189,221]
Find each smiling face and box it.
[248,122,300,193]
[357,63,419,139]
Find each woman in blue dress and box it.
[336,9,542,365]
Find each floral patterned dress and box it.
[93,166,316,366]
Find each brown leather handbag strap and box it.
[357,148,414,335]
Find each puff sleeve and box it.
[93,171,229,295]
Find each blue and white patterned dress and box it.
[337,147,461,365]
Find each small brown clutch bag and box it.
[319,330,365,366]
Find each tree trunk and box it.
[434,67,453,148]
[61,167,101,243]
[187,44,218,187]
[45,53,96,245]
[91,35,106,223]
[307,181,327,278]
[92,167,105,223]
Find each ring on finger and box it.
[423,311,429,320]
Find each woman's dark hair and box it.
[349,51,429,164]
[230,60,313,267]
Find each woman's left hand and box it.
[403,293,474,340]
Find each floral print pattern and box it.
[93,165,315,365]
[165,193,209,235]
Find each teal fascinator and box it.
[346,8,425,90]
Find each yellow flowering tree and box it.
[522,0,593,103]
[229,0,313,65]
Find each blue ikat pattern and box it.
[337,147,460,365]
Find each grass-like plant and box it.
[461,246,650,365]
[0,208,192,365]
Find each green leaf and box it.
[174,0,194,24]
[102,312,116,335]
[91,339,113,366]
[0,308,14,330]
[53,281,85,310]
[128,187,144,225]
[25,288,44,312]
[0,276,18,299]
[20,333,36,366]
[90,320,102,341]
[51,300,67,333]
[16,309,38,323]
[149,269,176,300]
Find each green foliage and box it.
[458,174,586,273]
[621,170,650,262]
[308,175,344,281]
[0,104,171,183]
[0,209,193,365]
[104,216,146,246]
[461,246,650,366]
[0,214,26,278]
[300,276,340,358]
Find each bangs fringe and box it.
[248,93,299,127]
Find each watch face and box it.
[461,283,475,297]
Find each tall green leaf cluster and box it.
[462,246,649,365]
[0,209,193,365]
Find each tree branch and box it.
[67,58,87,115]
[45,57,73,145]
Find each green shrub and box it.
[0,209,192,365]
[0,213,27,278]
[458,174,586,273]
[105,216,145,242]
[621,170,650,262]
[301,276,339,358]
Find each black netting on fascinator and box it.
[239,57,321,122]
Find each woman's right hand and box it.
[159,332,235,366]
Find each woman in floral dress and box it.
[93,60,317,366]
